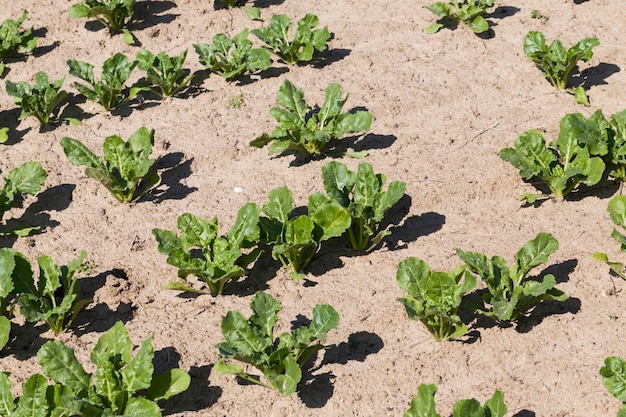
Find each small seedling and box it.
[5,71,76,126]
[404,384,507,417]
[252,13,330,65]
[60,126,159,203]
[215,291,339,396]
[250,80,372,159]
[67,52,143,110]
[456,232,567,322]
[194,29,272,81]
[425,0,495,34]
[136,49,192,98]
[600,356,626,417]
[0,11,38,76]
[524,31,599,105]
[396,258,475,341]
[0,161,47,236]
[69,0,135,44]
[152,203,262,296]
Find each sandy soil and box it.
[1,0,626,416]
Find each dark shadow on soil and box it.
[513,411,536,417]
[72,269,135,335]
[144,153,197,203]
[110,98,161,117]
[236,67,290,86]
[521,176,620,208]
[229,249,282,296]
[571,62,620,89]
[488,6,520,19]
[1,321,51,360]
[59,92,94,123]
[0,108,30,145]
[312,48,351,69]
[386,210,446,251]
[129,0,179,31]
[298,331,383,407]
[162,364,222,415]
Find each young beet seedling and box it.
[215,291,339,396]
[456,232,567,323]
[136,49,193,98]
[10,250,91,335]
[250,80,373,159]
[524,31,599,106]
[404,384,507,417]
[252,13,330,65]
[5,71,77,126]
[600,356,626,417]
[0,321,190,417]
[60,126,159,203]
[194,29,272,82]
[396,258,476,342]
[69,0,135,44]
[67,52,143,111]
[152,203,262,296]
[499,111,608,203]
[320,161,406,251]
[0,11,38,76]
[259,185,351,280]
[0,161,47,236]
[425,0,495,34]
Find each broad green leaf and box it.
[123,397,161,417]
[601,356,626,402]
[265,354,301,396]
[162,281,211,294]
[249,291,281,339]
[574,86,590,106]
[0,372,15,416]
[121,335,154,392]
[178,213,217,250]
[0,248,16,299]
[513,232,559,282]
[452,399,483,417]
[220,310,269,357]
[228,202,261,247]
[152,229,181,255]
[307,194,351,241]
[321,161,355,207]
[0,128,8,144]
[67,59,95,85]
[61,137,105,170]
[396,257,431,297]
[214,361,244,375]
[68,4,90,18]
[4,161,47,197]
[37,340,91,396]
[275,80,307,122]
[308,304,339,341]
[146,369,190,401]
[10,252,37,296]
[608,196,626,228]
[404,383,441,417]
[484,390,507,417]
[262,186,294,224]
[91,321,132,368]
[0,316,9,350]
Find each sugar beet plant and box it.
[215,291,339,396]
[250,80,373,158]
[0,11,38,76]
[456,232,567,322]
[404,384,507,417]
[524,31,599,105]
[69,0,135,44]
[425,0,495,34]
[67,52,142,110]
[252,13,330,65]
[5,71,75,126]
[61,126,159,203]
[194,29,272,82]
[259,185,351,280]
[136,49,192,98]
[594,196,626,280]
[320,161,405,251]
[0,161,47,236]
[152,203,262,296]
[499,111,608,203]
[0,321,190,417]
[396,258,476,341]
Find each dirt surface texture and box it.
[1,0,626,416]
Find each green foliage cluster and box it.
[136,49,193,98]
[404,384,507,417]
[0,249,90,350]
[524,31,599,105]
[601,356,626,417]
[250,80,372,158]
[61,126,159,203]
[69,0,135,43]
[425,0,495,34]
[0,161,47,236]
[215,291,339,396]
[0,321,190,417]
[152,204,262,295]
[0,11,38,76]
[500,109,626,203]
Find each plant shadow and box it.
[386,210,446,251]
[298,331,384,407]
[1,321,51,361]
[0,108,31,145]
[236,67,290,86]
[311,48,351,69]
[128,1,179,31]
[571,62,621,89]
[161,364,222,415]
[72,269,135,336]
[513,411,537,417]
[144,153,197,203]
[228,249,282,296]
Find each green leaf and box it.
[0,372,15,416]
[37,340,91,397]
[513,232,559,282]
[145,369,190,401]
[123,397,161,417]
[265,354,301,396]
[121,335,154,392]
[91,321,132,368]
[4,161,47,197]
[574,86,590,106]
[484,390,507,417]
[601,356,626,402]
[13,374,48,417]
[404,383,441,417]
[452,399,483,417]
[307,193,351,241]
[249,291,281,339]
[243,7,262,21]
[0,316,9,350]
[262,186,294,224]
